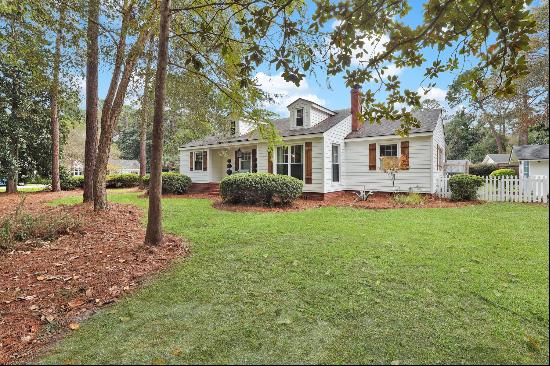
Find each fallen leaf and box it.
[45,315,55,323]
[68,299,85,308]
[68,323,80,330]
[36,275,46,281]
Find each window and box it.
[380,144,398,157]
[240,151,251,172]
[296,108,304,126]
[194,151,203,171]
[332,145,340,182]
[276,145,303,180]
[523,160,530,178]
[230,121,236,135]
[276,146,289,175]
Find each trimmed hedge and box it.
[60,167,79,191]
[490,168,516,177]
[469,163,498,176]
[142,172,192,194]
[106,173,140,188]
[220,173,303,205]
[448,174,484,201]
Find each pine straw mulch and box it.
[0,191,188,364]
[210,192,484,212]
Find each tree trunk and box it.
[518,94,530,145]
[145,0,171,246]
[6,178,17,194]
[139,37,155,189]
[84,0,100,202]
[50,4,65,192]
[93,2,153,210]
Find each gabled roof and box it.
[485,154,511,164]
[286,98,336,114]
[511,144,549,161]
[345,109,442,139]
[108,158,140,169]
[180,109,351,148]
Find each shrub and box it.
[60,167,79,191]
[106,173,140,188]
[448,174,484,201]
[469,163,498,176]
[220,173,303,205]
[72,175,85,188]
[142,172,192,194]
[392,193,424,205]
[28,175,51,185]
[1,197,81,251]
[160,172,192,194]
[490,168,516,177]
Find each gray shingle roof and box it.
[486,154,511,164]
[108,158,140,169]
[180,109,351,148]
[512,144,549,161]
[345,109,442,139]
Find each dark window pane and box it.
[296,108,303,126]
[277,146,288,163]
[380,144,397,157]
[277,164,288,175]
[291,145,303,163]
[332,164,340,182]
[291,164,303,180]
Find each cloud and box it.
[255,72,326,115]
[417,86,447,102]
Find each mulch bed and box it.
[0,191,188,364]
[210,191,483,212]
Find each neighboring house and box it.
[445,160,470,175]
[482,153,511,166]
[68,159,140,176]
[179,86,446,199]
[510,144,549,178]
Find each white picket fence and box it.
[435,175,549,203]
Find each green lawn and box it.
[42,194,548,364]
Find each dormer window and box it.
[230,121,236,135]
[296,108,304,127]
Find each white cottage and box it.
[179,86,446,199]
[510,144,549,178]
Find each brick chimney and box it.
[351,84,362,131]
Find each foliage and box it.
[142,173,192,195]
[220,173,303,205]
[469,164,499,177]
[392,193,424,205]
[44,193,549,365]
[448,174,484,201]
[1,197,81,251]
[72,175,85,188]
[490,169,517,177]
[59,167,80,191]
[106,174,141,188]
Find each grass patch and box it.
[42,194,549,364]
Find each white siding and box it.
[431,117,446,193]
[237,120,254,135]
[343,135,433,193]
[520,159,549,178]
[179,149,211,183]
[287,101,332,129]
[256,143,269,172]
[310,105,331,127]
[323,115,352,192]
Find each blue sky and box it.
[92,1,484,117]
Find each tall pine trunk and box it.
[139,37,155,189]
[145,0,170,245]
[93,1,152,210]
[84,0,100,202]
[518,94,530,145]
[50,4,65,192]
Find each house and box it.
[510,144,549,178]
[178,86,446,199]
[69,159,140,176]
[445,160,470,175]
[482,153,511,166]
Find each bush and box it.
[72,175,85,188]
[448,174,484,201]
[28,175,51,185]
[392,192,424,205]
[490,168,516,177]
[469,163,498,176]
[106,173,140,188]
[60,167,79,191]
[142,172,192,194]
[220,173,303,205]
[1,197,81,251]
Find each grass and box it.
[0,186,47,193]
[42,193,548,364]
